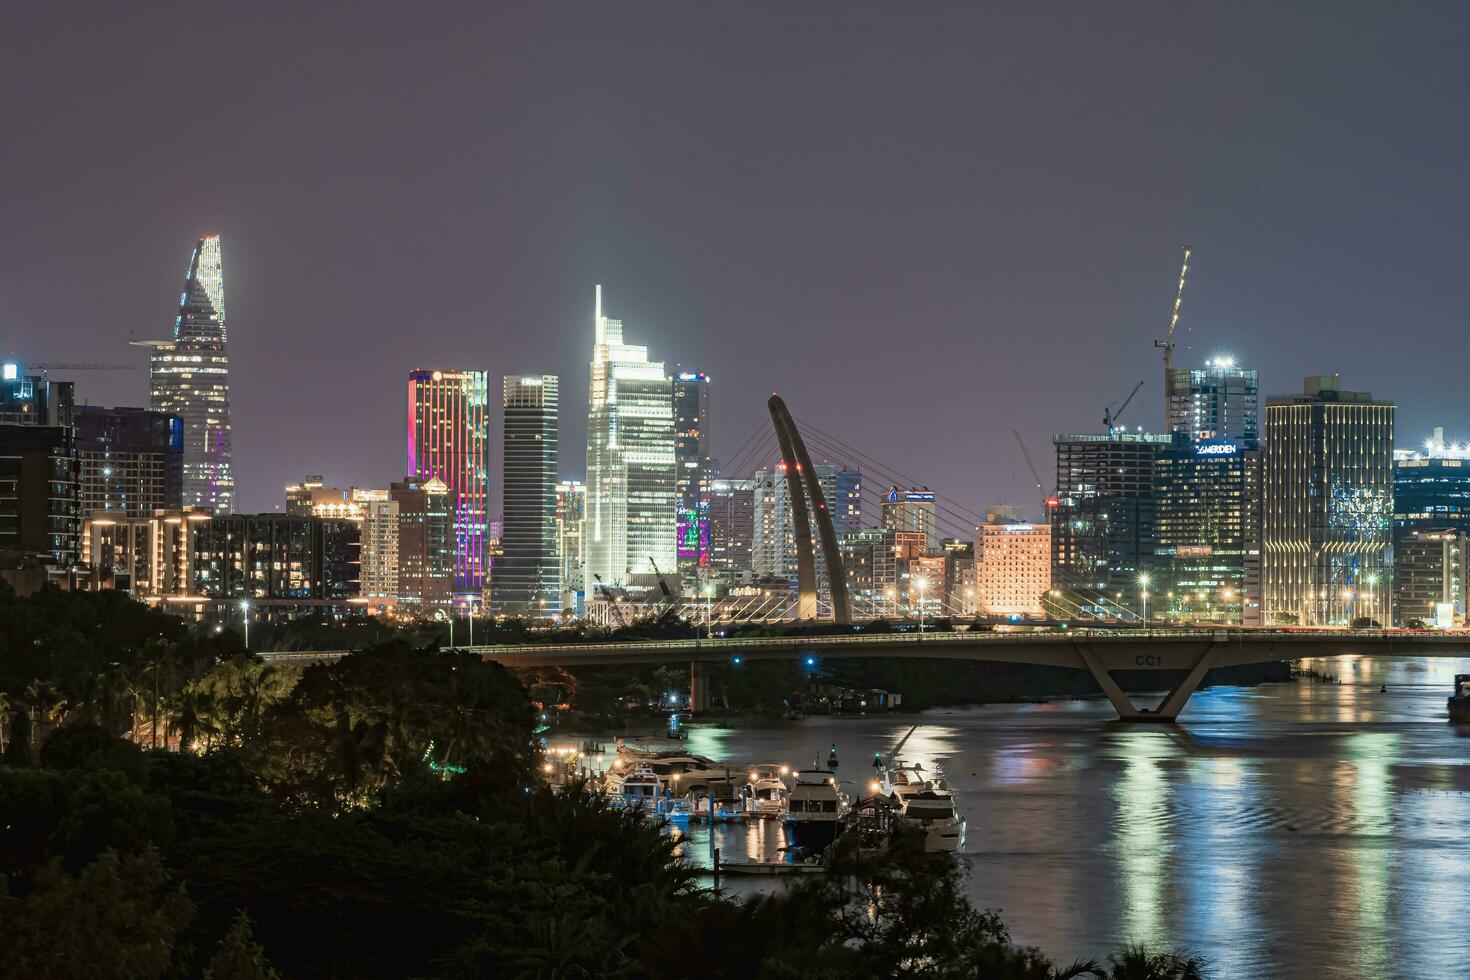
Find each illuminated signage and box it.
[1196,442,1239,456]
[1,362,16,381]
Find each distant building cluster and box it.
[1,235,1462,630]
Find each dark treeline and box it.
[1,584,1204,978]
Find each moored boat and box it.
[897,786,966,853]
[744,764,790,818]
[1449,674,1470,722]
[782,768,849,856]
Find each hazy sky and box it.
[4,3,1468,517]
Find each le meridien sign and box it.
[1196,441,1240,456]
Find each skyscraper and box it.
[75,407,183,517]
[494,375,560,617]
[1393,427,1470,623]
[142,235,234,513]
[1052,432,1170,603]
[1153,439,1261,624]
[407,369,489,592]
[707,478,755,581]
[1262,375,1394,626]
[881,487,939,554]
[584,286,677,592]
[1166,357,1259,446]
[391,476,454,612]
[673,371,713,576]
[556,480,586,614]
[752,462,862,594]
[0,367,78,570]
[975,521,1051,617]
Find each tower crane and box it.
[24,362,137,374]
[1011,429,1056,520]
[1152,247,1191,431]
[1103,381,1145,433]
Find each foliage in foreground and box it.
[0,585,1207,979]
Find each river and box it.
[641,656,1470,978]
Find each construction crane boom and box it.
[1103,381,1145,432]
[26,362,137,372]
[1152,247,1190,430]
[1012,429,1052,520]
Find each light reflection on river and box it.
[642,656,1470,978]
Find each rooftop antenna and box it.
[1153,247,1191,432]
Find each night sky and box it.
[4,4,1468,517]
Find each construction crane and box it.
[647,557,677,604]
[591,574,628,628]
[1011,429,1056,520]
[26,362,136,372]
[1103,381,1145,432]
[1152,247,1191,431]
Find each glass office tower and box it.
[407,369,490,592]
[1262,376,1394,626]
[584,286,677,593]
[494,375,560,617]
[142,235,234,513]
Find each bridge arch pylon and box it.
[767,395,852,624]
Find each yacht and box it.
[782,768,849,856]
[743,764,791,818]
[881,760,931,803]
[897,785,966,853]
[616,741,734,796]
[602,763,662,811]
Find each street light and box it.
[1137,573,1151,625]
[239,599,251,650]
[916,577,928,632]
[703,581,715,639]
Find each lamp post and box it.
[239,599,251,650]
[917,577,928,632]
[704,581,715,639]
[1137,573,1151,626]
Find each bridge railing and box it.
[254,627,1468,665]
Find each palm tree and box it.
[1102,945,1205,980]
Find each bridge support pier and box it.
[1075,643,1221,722]
[690,661,711,714]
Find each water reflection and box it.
[638,656,1470,977]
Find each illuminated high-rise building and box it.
[75,407,182,518]
[881,487,939,555]
[707,478,755,581]
[407,369,489,592]
[752,462,861,596]
[584,286,677,592]
[673,371,713,576]
[1262,375,1394,626]
[1391,427,1470,623]
[1166,357,1259,448]
[391,476,454,612]
[1052,431,1169,604]
[140,235,234,513]
[494,375,559,617]
[976,520,1051,617]
[556,480,586,614]
[1153,438,1261,624]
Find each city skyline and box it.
[5,6,1470,515]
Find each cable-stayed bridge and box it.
[260,627,1470,722]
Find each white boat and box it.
[880,760,931,802]
[782,768,849,855]
[897,786,966,853]
[744,764,790,818]
[602,763,662,811]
